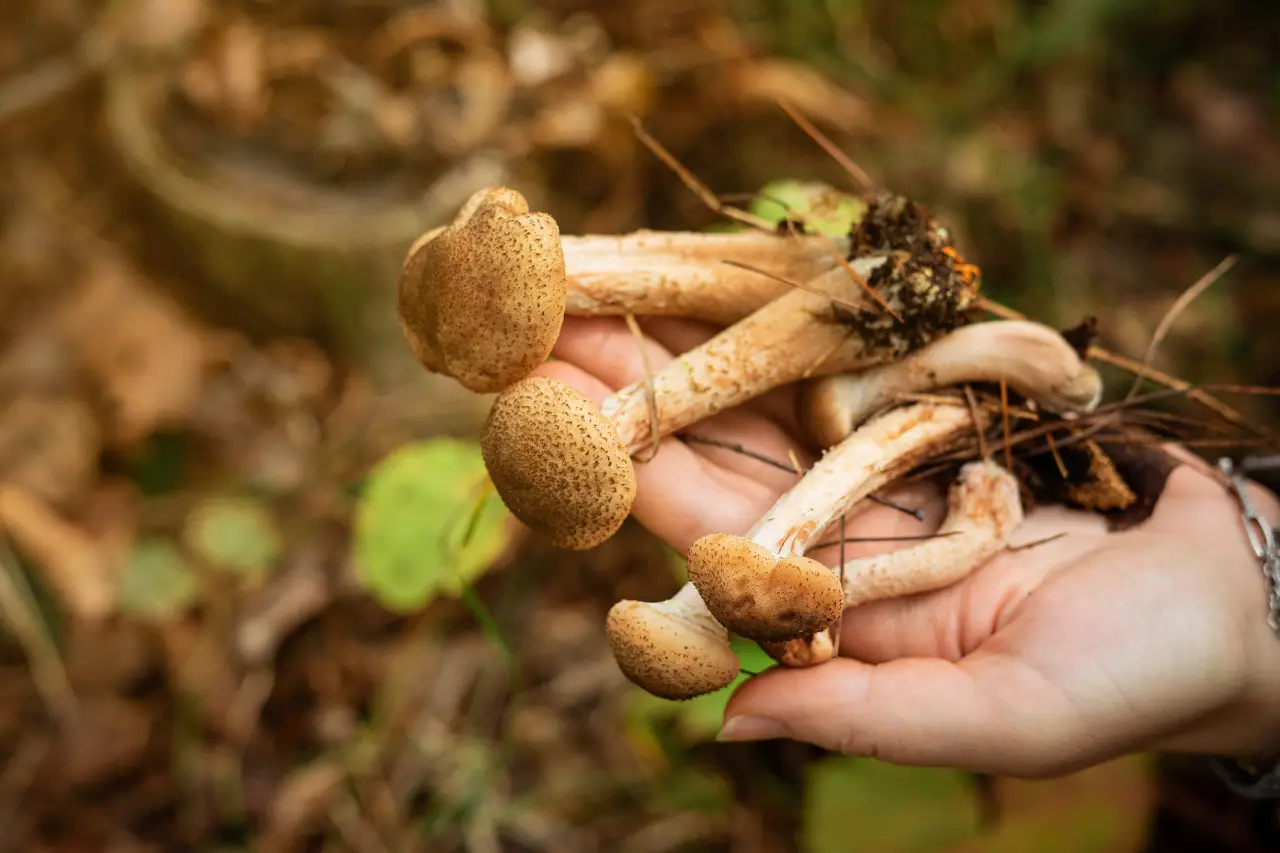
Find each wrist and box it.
[1217,461,1280,762]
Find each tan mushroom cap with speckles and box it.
[481,376,637,550]
[687,533,844,643]
[397,186,568,394]
[606,600,741,700]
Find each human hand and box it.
[535,315,1280,777]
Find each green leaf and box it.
[749,179,868,236]
[353,438,512,613]
[117,537,201,620]
[802,758,980,853]
[183,496,282,583]
[663,544,689,584]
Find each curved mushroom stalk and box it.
[761,459,1025,667]
[398,186,850,394]
[484,247,979,550]
[605,583,741,700]
[686,401,977,643]
[800,320,1105,449]
[843,459,1023,605]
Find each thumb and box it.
[718,654,1085,777]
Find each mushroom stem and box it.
[398,186,852,393]
[601,258,887,454]
[800,320,1105,448]
[559,231,849,324]
[605,582,740,700]
[761,459,1024,667]
[842,459,1023,606]
[686,401,976,642]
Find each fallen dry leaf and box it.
[0,392,100,508]
[57,251,209,446]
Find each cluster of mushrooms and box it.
[396,184,1105,701]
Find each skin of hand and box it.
[536,315,1280,779]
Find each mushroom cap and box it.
[605,599,740,700]
[481,376,637,550]
[397,186,568,393]
[686,533,844,643]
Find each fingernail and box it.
[717,716,788,742]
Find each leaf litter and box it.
[0,1,1277,852]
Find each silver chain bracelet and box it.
[1217,456,1280,633]
[1212,455,1280,798]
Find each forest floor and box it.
[0,1,1277,851]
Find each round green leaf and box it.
[117,537,201,621]
[184,496,283,582]
[749,179,867,237]
[353,437,512,612]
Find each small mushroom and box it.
[485,247,979,550]
[800,320,1104,448]
[841,459,1023,607]
[398,186,848,393]
[605,583,740,700]
[761,459,1024,667]
[687,401,976,642]
[398,187,568,394]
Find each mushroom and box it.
[398,186,567,394]
[760,459,1024,667]
[398,186,850,393]
[800,320,1104,448]
[686,401,976,642]
[605,583,741,700]
[484,243,979,550]
[840,459,1023,607]
[607,399,979,698]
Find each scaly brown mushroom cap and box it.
[481,376,636,550]
[398,186,567,393]
[606,596,741,700]
[685,534,844,642]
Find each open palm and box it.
[535,316,1280,775]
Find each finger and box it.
[717,651,1100,777]
[679,407,816,485]
[634,316,722,355]
[529,360,782,551]
[836,505,1111,664]
[552,317,810,491]
[553,316,676,388]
